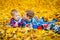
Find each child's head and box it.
[23,10,34,20]
[11,9,20,21]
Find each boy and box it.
[10,9,22,27]
[21,10,34,28]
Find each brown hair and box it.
[11,9,18,16]
[26,10,34,19]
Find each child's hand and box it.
[14,23,18,27]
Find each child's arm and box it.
[10,19,15,26]
[10,18,18,27]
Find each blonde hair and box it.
[11,9,18,16]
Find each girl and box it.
[10,9,22,27]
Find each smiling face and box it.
[13,13,20,21]
[11,9,20,21]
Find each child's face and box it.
[13,13,20,21]
[23,13,29,20]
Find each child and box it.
[10,9,22,27]
[21,10,34,28]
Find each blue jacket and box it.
[39,17,49,25]
[31,18,39,29]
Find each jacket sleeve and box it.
[10,19,15,26]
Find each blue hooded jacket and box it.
[39,17,49,25]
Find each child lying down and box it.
[9,9,60,34]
